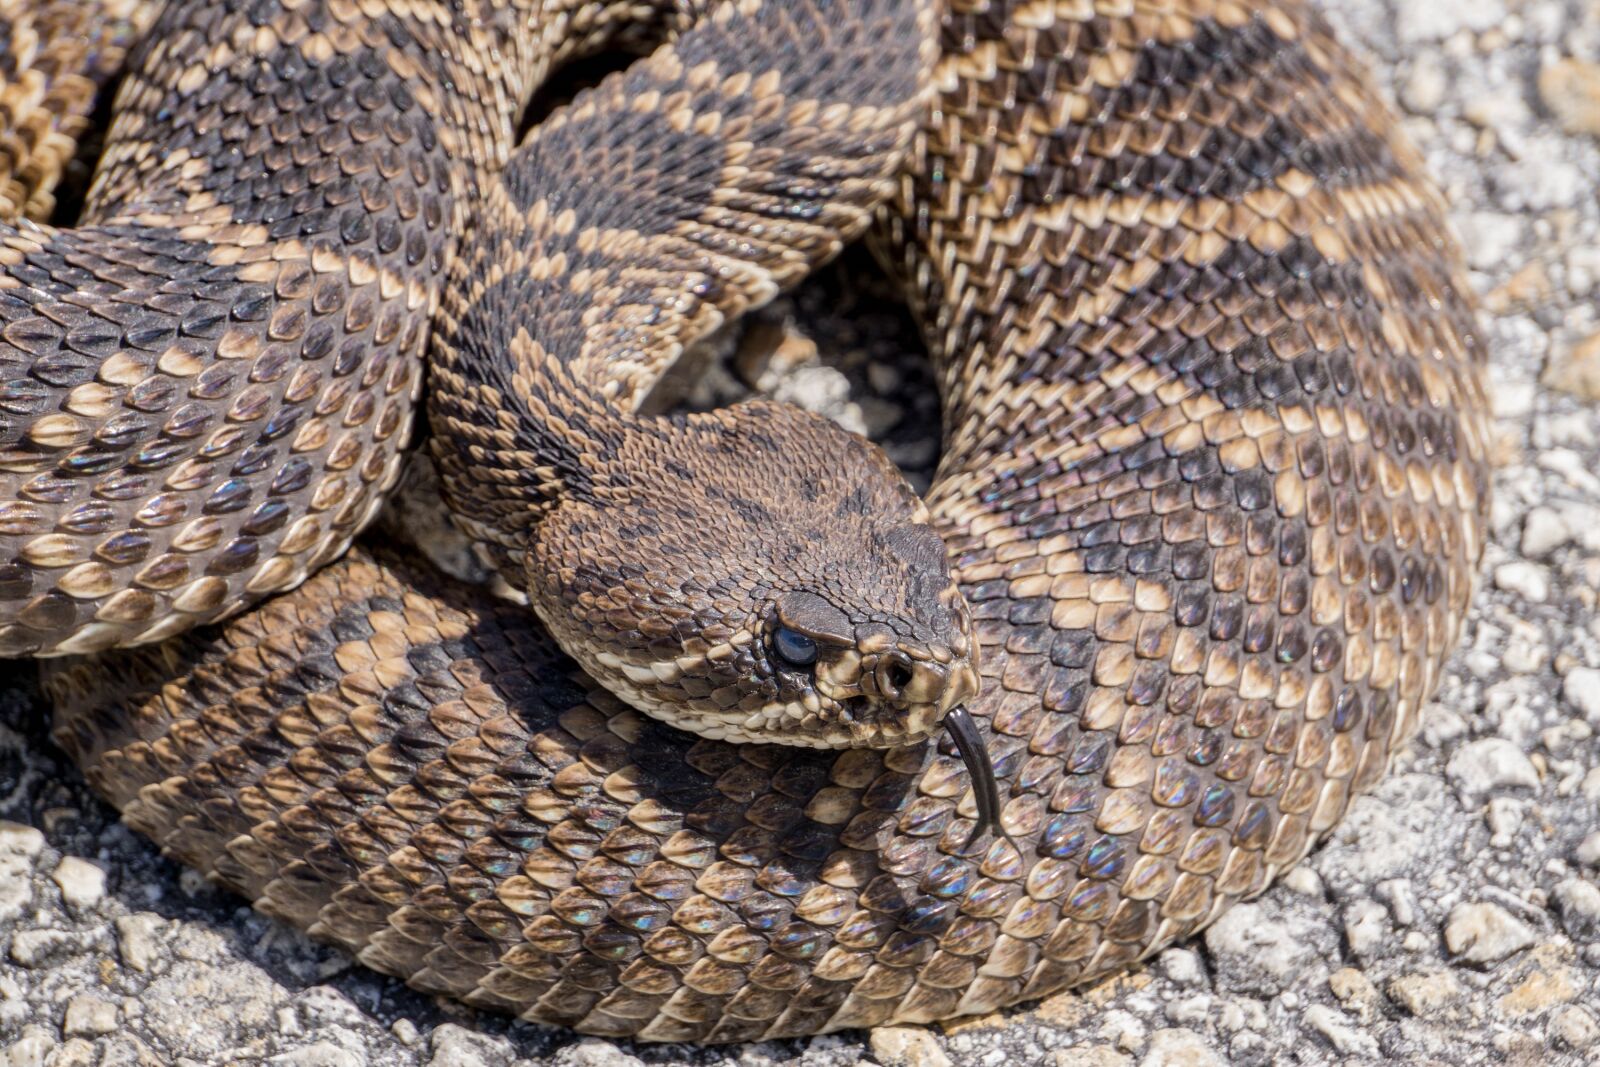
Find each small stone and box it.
[1462,215,1524,274]
[1497,968,1579,1015]
[1445,738,1539,798]
[1138,1030,1223,1067]
[1280,866,1323,898]
[115,914,165,973]
[1492,561,1550,603]
[1539,58,1600,137]
[1304,1005,1378,1058]
[0,821,44,859]
[1389,971,1467,1016]
[51,857,105,910]
[1562,668,1600,724]
[1329,968,1379,1020]
[1521,507,1573,559]
[1164,995,1211,1026]
[427,1025,511,1067]
[1158,948,1204,987]
[390,1020,419,1047]
[1376,879,1418,926]
[1203,902,1322,995]
[557,1039,644,1067]
[61,996,118,1038]
[1576,832,1600,867]
[1053,1048,1132,1067]
[870,1026,952,1067]
[1553,877,1600,939]
[1550,1005,1600,1051]
[0,1025,57,1067]
[1545,330,1600,401]
[268,1044,363,1067]
[1343,899,1388,959]
[1401,52,1448,113]
[1396,0,1504,40]
[1444,902,1537,965]
[9,929,70,968]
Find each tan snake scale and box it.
[0,0,1488,1044]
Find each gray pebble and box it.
[1138,1030,1223,1067]
[50,857,105,911]
[1520,506,1572,558]
[1303,1005,1378,1058]
[1343,899,1389,959]
[1550,1005,1600,1051]
[427,1024,513,1067]
[268,1043,365,1067]
[1443,902,1537,965]
[1158,948,1204,987]
[1562,667,1600,724]
[1491,560,1549,602]
[61,995,117,1038]
[1444,738,1540,798]
[1204,903,1324,995]
[1553,877,1600,939]
[114,914,164,973]
[1577,831,1600,868]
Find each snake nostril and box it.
[878,653,915,700]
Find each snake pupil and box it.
[772,626,819,668]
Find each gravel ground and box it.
[5,1,1600,1065]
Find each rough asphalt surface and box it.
[5,0,1600,1064]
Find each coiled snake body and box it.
[10,0,1487,1044]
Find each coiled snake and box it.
[6,0,1487,1044]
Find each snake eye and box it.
[772,626,819,668]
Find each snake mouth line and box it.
[943,704,1004,852]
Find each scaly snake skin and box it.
[22,0,1488,1043]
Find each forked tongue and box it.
[943,705,1006,853]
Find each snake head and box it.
[524,400,979,750]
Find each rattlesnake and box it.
[7,0,1488,1043]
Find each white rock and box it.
[1445,738,1540,798]
[1551,1005,1600,1051]
[1203,903,1323,995]
[1396,0,1504,40]
[557,1039,645,1067]
[61,995,118,1038]
[1138,1030,1223,1067]
[1493,561,1550,603]
[1280,866,1323,898]
[870,1027,953,1067]
[1343,899,1389,959]
[1553,878,1600,939]
[1444,902,1537,964]
[426,1025,511,1067]
[51,857,105,910]
[268,1044,363,1067]
[1521,506,1572,558]
[1463,215,1525,273]
[0,822,43,859]
[1576,831,1600,867]
[1304,1005,1378,1057]
[115,914,165,973]
[1376,879,1418,926]
[1562,668,1600,725]
[1158,948,1204,987]
[1402,53,1449,113]
[0,1025,56,1067]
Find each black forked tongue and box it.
[943,705,1007,854]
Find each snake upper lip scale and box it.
[23,0,1489,1045]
